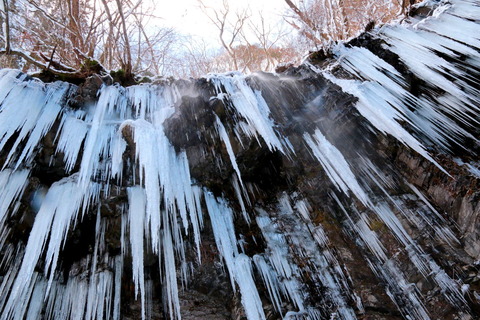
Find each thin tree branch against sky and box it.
[156,0,289,47]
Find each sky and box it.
[156,0,289,46]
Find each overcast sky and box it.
[157,0,289,46]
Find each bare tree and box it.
[0,0,422,78]
[398,0,418,15]
[247,12,297,71]
[177,37,216,77]
[196,1,301,73]
[115,0,132,76]
[283,0,414,49]
[283,0,325,46]
[197,0,250,71]
[0,0,185,79]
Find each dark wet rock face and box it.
[0,1,480,320]
[69,74,105,108]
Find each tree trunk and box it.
[68,0,82,64]
[115,0,132,77]
[1,0,10,53]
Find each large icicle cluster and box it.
[0,0,479,319]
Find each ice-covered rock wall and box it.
[0,0,479,319]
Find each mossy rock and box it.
[110,69,136,86]
[81,58,104,74]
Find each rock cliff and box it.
[0,0,479,319]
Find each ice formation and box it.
[0,0,479,319]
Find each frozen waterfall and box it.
[0,1,479,319]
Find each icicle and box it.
[0,248,22,314]
[189,185,203,261]
[25,277,47,320]
[204,192,239,288]
[113,256,123,320]
[382,25,478,110]
[0,70,27,102]
[0,78,69,169]
[40,260,115,320]
[123,119,162,252]
[85,214,109,320]
[304,129,370,206]
[253,255,284,314]
[255,210,305,311]
[0,169,30,225]
[277,195,355,320]
[320,71,446,172]
[357,160,467,306]
[232,174,250,223]
[2,174,91,320]
[215,115,244,186]
[110,132,127,182]
[55,112,89,173]
[12,82,71,169]
[120,102,203,265]
[43,179,86,289]
[407,183,461,246]
[127,186,146,320]
[209,73,287,153]
[333,194,431,320]
[333,45,476,150]
[234,254,266,320]
[161,224,181,320]
[78,85,124,190]
[204,192,273,320]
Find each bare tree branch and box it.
[0,49,79,75]
[115,0,132,76]
[1,0,10,52]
